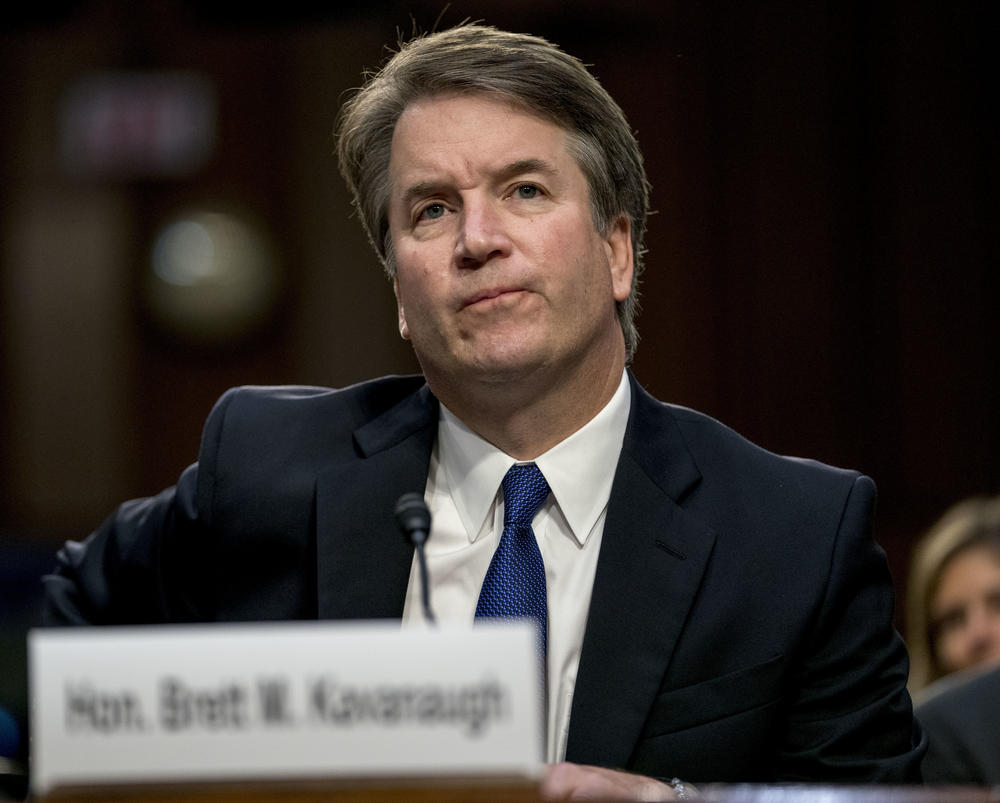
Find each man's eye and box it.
[419,203,446,221]
[515,184,540,199]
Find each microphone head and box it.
[395,492,431,541]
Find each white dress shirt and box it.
[401,370,631,762]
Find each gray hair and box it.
[336,23,651,361]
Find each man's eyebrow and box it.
[398,159,561,208]
[497,158,560,180]
[400,181,444,210]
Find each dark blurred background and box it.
[0,0,996,787]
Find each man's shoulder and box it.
[196,374,432,471]
[635,386,863,492]
[210,374,428,425]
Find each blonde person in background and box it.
[907,495,1000,694]
[907,495,1000,785]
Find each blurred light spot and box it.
[152,220,215,286]
[144,209,281,344]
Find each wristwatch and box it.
[669,777,699,799]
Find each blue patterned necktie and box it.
[475,464,551,657]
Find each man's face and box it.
[387,93,632,394]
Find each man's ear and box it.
[605,214,634,303]
[393,278,410,340]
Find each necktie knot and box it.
[502,463,550,529]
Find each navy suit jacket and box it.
[44,373,924,783]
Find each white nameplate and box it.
[30,621,542,795]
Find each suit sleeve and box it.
[41,466,208,624]
[777,475,926,781]
[40,390,236,626]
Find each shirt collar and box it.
[437,370,631,546]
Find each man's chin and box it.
[424,348,552,390]
[460,364,547,391]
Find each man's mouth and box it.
[462,287,526,309]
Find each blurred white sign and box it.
[59,71,216,178]
[30,621,542,796]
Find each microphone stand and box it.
[394,493,436,625]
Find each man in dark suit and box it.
[43,24,924,799]
[916,663,1000,785]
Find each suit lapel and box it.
[315,385,438,619]
[566,377,717,767]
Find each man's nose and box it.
[454,199,511,267]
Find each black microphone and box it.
[395,493,435,624]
